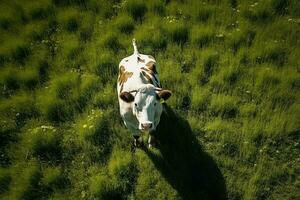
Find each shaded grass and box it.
[101,32,124,54]
[254,43,287,67]
[57,7,81,33]
[0,92,39,126]
[242,1,274,24]
[125,0,148,22]
[165,21,189,46]
[42,167,68,190]
[115,14,135,35]
[22,0,54,21]
[0,38,31,65]
[146,105,228,199]
[22,126,62,162]
[9,162,45,200]
[134,24,167,54]
[0,169,11,194]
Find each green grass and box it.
[191,25,217,48]
[0,38,31,65]
[22,125,62,162]
[125,0,148,22]
[0,0,299,199]
[166,21,190,45]
[0,169,11,194]
[42,167,67,190]
[8,162,44,200]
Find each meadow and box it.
[0,0,299,199]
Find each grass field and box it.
[0,0,299,199]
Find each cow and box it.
[117,39,172,148]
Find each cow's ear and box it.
[120,92,134,102]
[156,90,172,101]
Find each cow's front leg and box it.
[131,131,144,152]
[148,132,156,148]
[133,135,144,148]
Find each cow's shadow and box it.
[144,104,227,200]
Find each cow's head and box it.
[120,84,171,132]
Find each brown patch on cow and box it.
[141,71,154,85]
[141,67,151,73]
[148,55,155,60]
[138,57,145,63]
[145,61,158,74]
[141,67,160,87]
[118,65,133,92]
[141,67,154,78]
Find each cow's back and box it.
[117,54,161,95]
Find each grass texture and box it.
[0,0,299,199]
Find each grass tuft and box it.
[149,0,166,16]
[101,33,123,53]
[107,149,138,196]
[89,173,116,199]
[42,167,67,189]
[10,163,44,200]
[115,14,135,34]
[57,8,81,32]
[0,92,39,125]
[191,26,216,48]
[23,0,54,21]
[243,2,274,24]
[228,29,256,53]
[78,109,108,145]
[135,25,167,53]
[90,52,118,80]
[254,43,287,66]
[0,39,31,64]
[0,169,11,194]
[125,0,148,22]
[209,94,239,118]
[23,126,62,161]
[191,87,211,112]
[166,22,189,45]
[195,5,215,22]
[271,0,289,15]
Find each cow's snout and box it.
[140,123,152,131]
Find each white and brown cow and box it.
[117,39,172,148]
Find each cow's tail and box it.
[133,38,139,55]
